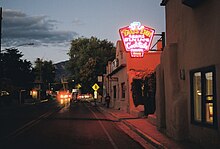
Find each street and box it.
[0,101,153,149]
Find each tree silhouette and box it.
[33,58,55,90]
[0,48,34,90]
[67,37,115,93]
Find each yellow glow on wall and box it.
[31,90,38,99]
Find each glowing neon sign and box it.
[119,22,155,57]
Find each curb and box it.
[99,106,166,149]
[122,120,166,149]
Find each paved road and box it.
[0,100,60,140]
[0,101,150,149]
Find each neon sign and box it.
[119,22,155,57]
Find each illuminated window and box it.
[193,72,202,122]
[190,66,217,128]
[121,82,125,98]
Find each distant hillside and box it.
[53,61,71,82]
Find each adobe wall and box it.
[157,43,188,140]
[111,68,129,112]
[178,0,220,145]
[155,64,166,130]
[126,51,161,116]
[158,0,220,145]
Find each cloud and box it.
[72,18,85,26]
[2,9,78,47]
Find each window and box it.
[190,66,217,128]
[121,82,125,98]
[113,85,116,99]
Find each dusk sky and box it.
[0,0,165,64]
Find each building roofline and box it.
[107,64,126,77]
[160,0,168,6]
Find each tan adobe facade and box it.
[104,40,161,116]
[157,0,220,147]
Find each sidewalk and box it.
[97,104,203,149]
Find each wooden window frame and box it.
[190,65,218,129]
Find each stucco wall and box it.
[110,68,128,112]
[109,40,161,115]
[126,51,161,116]
[159,0,220,145]
[155,64,166,130]
[126,52,161,72]
[158,43,188,140]
[108,41,129,112]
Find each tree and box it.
[131,70,156,116]
[131,79,144,107]
[143,72,156,115]
[67,37,116,93]
[0,48,34,104]
[33,58,55,90]
[0,48,34,90]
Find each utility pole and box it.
[0,7,2,81]
[38,58,42,100]
[0,7,2,53]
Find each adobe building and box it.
[157,0,220,147]
[104,40,161,116]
